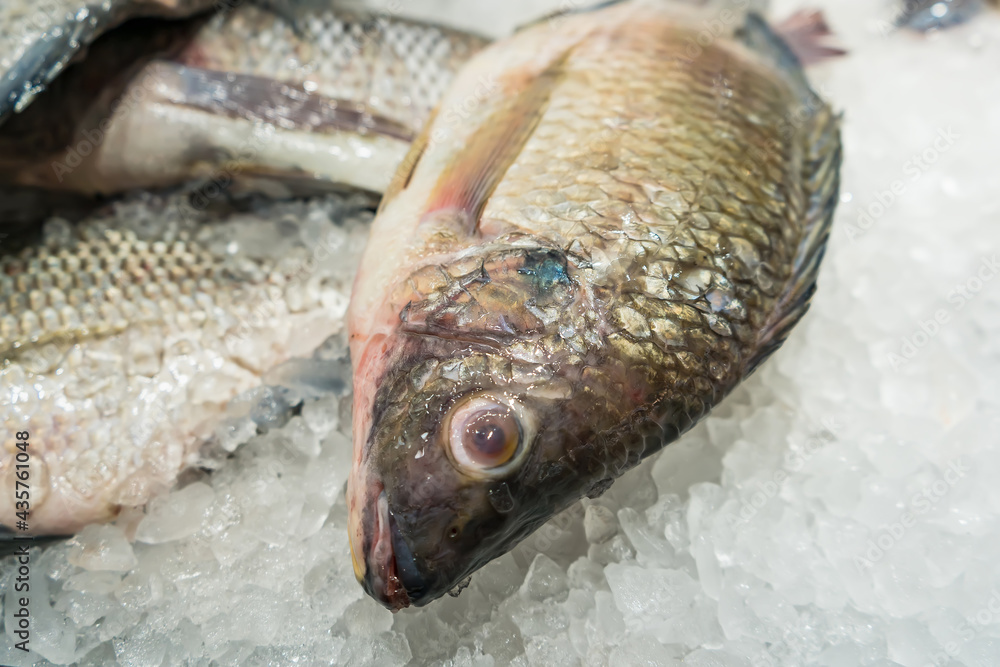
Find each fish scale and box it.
[348,1,840,609]
[0,227,235,358]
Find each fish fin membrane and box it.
[517,0,772,33]
[423,53,568,234]
[748,100,842,376]
[733,9,842,374]
[157,64,417,142]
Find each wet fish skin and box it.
[177,4,488,139]
[348,1,841,610]
[3,4,489,196]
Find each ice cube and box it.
[135,483,215,544]
[583,504,617,544]
[67,525,137,572]
[520,554,570,603]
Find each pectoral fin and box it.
[423,54,570,235]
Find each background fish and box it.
[1,3,488,196]
[0,192,372,537]
[895,0,989,31]
[347,0,841,609]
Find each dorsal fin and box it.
[422,53,569,234]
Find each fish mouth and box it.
[353,487,426,611]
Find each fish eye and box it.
[445,392,534,477]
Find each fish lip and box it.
[362,489,414,611]
[387,509,428,603]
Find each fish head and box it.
[348,244,620,610]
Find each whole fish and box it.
[1,4,488,196]
[0,5,485,537]
[347,0,841,609]
[0,0,215,122]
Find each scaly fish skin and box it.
[348,1,840,609]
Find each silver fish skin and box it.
[347,0,841,609]
[2,4,488,196]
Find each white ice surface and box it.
[3,0,1000,665]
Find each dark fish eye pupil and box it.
[472,422,506,455]
[451,401,523,470]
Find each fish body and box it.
[347,0,841,609]
[1,4,488,195]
